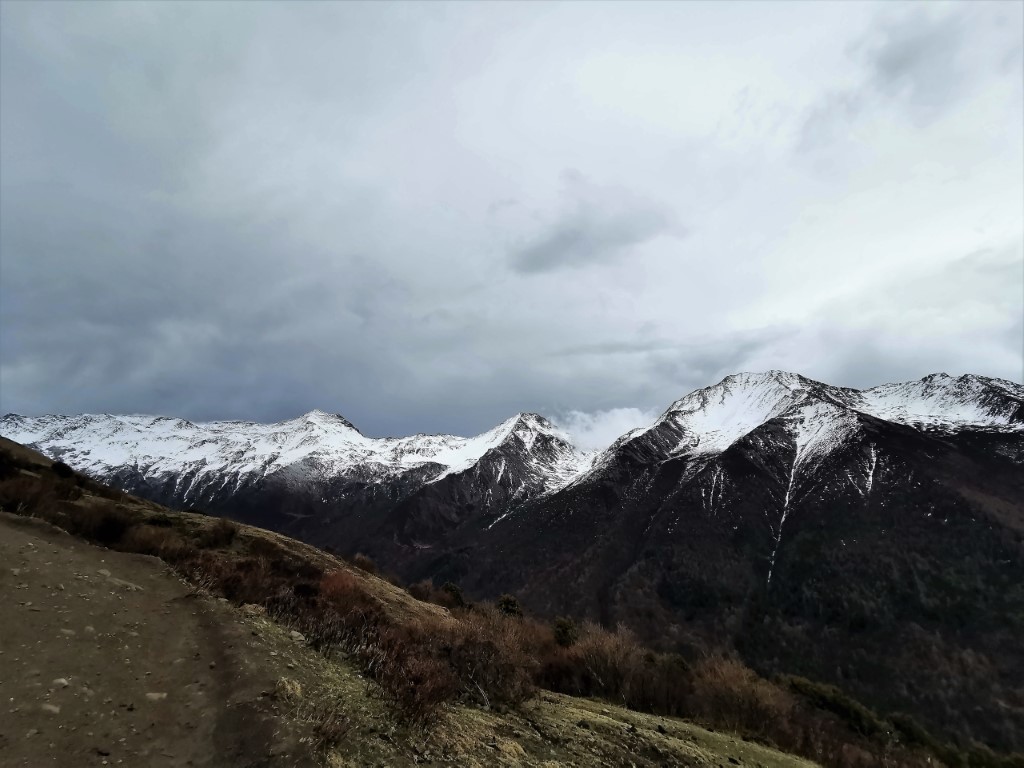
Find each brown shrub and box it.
[321,570,373,611]
[689,656,793,740]
[53,478,83,501]
[66,502,134,545]
[120,524,178,557]
[422,607,538,710]
[199,517,238,549]
[409,580,469,610]
[368,625,459,724]
[120,524,196,563]
[247,535,286,559]
[408,578,437,602]
[562,623,648,705]
[307,699,353,752]
[0,475,59,516]
[351,552,377,574]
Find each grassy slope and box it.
[248,607,815,768]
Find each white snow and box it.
[633,370,1024,468]
[766,457,798,585]
[0,410,590,494]
[865,444,877,497]
[667,372,808,456]
[855,373,1024,430]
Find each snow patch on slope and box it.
[856,374,1024,430]
[666,372,809,456]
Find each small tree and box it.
[497,593,522,618]
[553,617,579,647]
[442,581,466,608]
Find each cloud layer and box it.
[1,2,1020,448]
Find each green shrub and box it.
[553,617,579,647]
[782,675,888,738]
[497,593,522,617]
[442,581,466,608]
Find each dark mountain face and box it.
[426,418,1024,750]
[3,371,1023,750]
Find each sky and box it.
[1,1,1021,450]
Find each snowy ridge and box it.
[856,373,1024,430]
[2,372,1020,508]
[617,370,1022,467]
[0,409,590,496]
[666,371,809,456]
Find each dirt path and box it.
[0,513,314,768]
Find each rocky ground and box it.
[0,512,315,768]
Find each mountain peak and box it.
[512,412,556,430]
[715,370,816,390]
[298,410,361,433]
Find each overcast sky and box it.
[1,1,1021,448]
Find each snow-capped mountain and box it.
[3,369,1020,561]
[606,370,1022,463]
[0,407,591,552]
[3,370,1022,750]
[2,372,1020,526]
[0,409,588,503]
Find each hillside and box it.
[0,436,831,768]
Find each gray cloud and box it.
[508,171,680,273]
[861,10,968,119]
[799,4,1022,152]
[0,2,1020,442]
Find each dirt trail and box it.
[0,513,313,768]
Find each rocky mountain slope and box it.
[4,371,1024,750]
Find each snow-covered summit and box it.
[600,371,1023,472]
[0,408,589,493]
[855,373,1023,430]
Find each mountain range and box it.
[4,370,1024,750]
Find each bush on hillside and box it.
[497,593,522,617]
[351,552,377,574]
[552,616,579,647]
[51,461,75,479]
[199,517,238,548]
